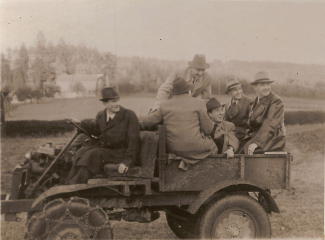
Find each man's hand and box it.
[118,163,128,173]
[248,143,258,156]
[66,117,81,124]
[224,146,235,158]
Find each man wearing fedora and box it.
[142,77,217,170]
[224,77,253,150]
[150,54,212,113]
[66,87,141,184]
[244,71,286,156]
[206,97,239,158]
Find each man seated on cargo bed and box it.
[141,77,217,170]
[206,97,239,158]
[243,71,286,156]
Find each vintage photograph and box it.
[1,0,324,239]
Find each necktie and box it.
[228,101,237,117]
[211,123,218,137]
[108,117,112,122]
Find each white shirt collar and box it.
[106,111,116,122]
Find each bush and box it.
[5,120,75,137]
[284,111,325,125]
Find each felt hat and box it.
[250,71,274,85]
[99,87,120,101]
[173,77,193,95]
[206,97,225,112]
[188,54,210,69]
[225,77,244,94]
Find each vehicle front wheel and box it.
[196,195,271,239]
[26,197,113,239]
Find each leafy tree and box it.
[15,85,33,103]
[31,88,44,103]
[71,81,86,94]
[44,83,61,98]
[12,43,29,85]
[1,53,12,88]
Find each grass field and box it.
[1,123,324,239]
[6,94,325,121]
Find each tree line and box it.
[1,31,324,113]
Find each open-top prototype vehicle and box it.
[1,118,292,239]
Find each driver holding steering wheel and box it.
[66,87,141,184]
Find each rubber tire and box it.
[166,212,197,239]
[26,197,113,239]
[196,195,271,239]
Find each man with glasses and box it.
[150,54,212,113]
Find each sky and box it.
[1,0,325,64]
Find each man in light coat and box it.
[224,77,253,150]
[206,97,239,158]
[244,71,286,155]
[142,77,217,169]
[150,54,212,113]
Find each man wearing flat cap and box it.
[66,87,141,184]
[206,97,239,158]
[244,71,286,156]
[224,77,253,150]
[150,54,212,113]
[142,77,217,170]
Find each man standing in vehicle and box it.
[206,97,239,158]
[142,77,217,170]
[224,77,253,151]
[66,87,141,184]
[150,54,212,113]
[244,71,286,156]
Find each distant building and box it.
[55,74,104,98]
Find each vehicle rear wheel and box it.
[196,195,271,239]
[25,197,113,240]
[166,211,197,239]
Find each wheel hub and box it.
[227,224,240,237]
[62,233,78,240]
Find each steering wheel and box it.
[65,118,99,140]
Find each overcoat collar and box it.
[250,92,275,121]
[226,94,247,118]
[97,106,126,130]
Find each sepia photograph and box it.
[1,0,324,239]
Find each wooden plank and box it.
[240,155,245,180]
[162,158,240,192]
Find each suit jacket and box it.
[224,94,253,141]
[142,94,217,159]
[212,121,239,153]
[246,92,286,151]
[80,106,141,167]
[153,66,212,109]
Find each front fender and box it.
[187,180,279,214]
[31,184,104,209]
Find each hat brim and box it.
[188,62,210,69]
[225,83,244,94]
[207,103,226,112]
[100,96,120,101]
[250,80,274,85]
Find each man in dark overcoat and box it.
[66,87,141,184]
[224,77,253,151]
[244,71,286,155]
[150,54,212,113]
[206,98,239,158]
